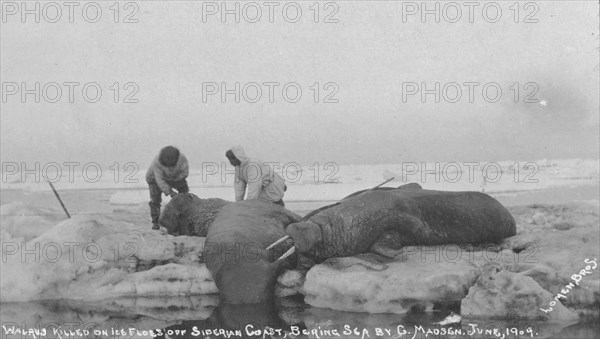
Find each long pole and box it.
[371,177,395,190]
[273,177,397,261]
[48,181,71,218]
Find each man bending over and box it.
[225,146,287,207]
[146,146,189,230]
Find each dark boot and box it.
[150,203,161,230]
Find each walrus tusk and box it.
[266,235,290,250]
[276,246,295,262]
[271,178,396,259]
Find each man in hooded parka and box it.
[225,146,287,207]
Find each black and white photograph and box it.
[1,1,599,338]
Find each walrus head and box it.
[159,194,192,235]
[285,221,323,253]
[160,193,230,236]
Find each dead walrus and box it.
[283,183,516,263]
[203,200,300,304]
[159,193,230,236]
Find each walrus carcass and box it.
[284,183,516,263]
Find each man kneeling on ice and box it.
[146,146,190,230]
[225,146,287,207]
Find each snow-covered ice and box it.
[0,158,598,323]
[286,202,600,320]
[0,214,216,302]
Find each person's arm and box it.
[176,154,189,180]
[154,169,173,196]
[245,163,263,200]
[234,167,246,201]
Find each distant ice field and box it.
[1,158,598,215]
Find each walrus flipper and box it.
[369,211,428,259]
[371,241,405,259]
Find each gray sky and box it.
[1,1,598,167]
